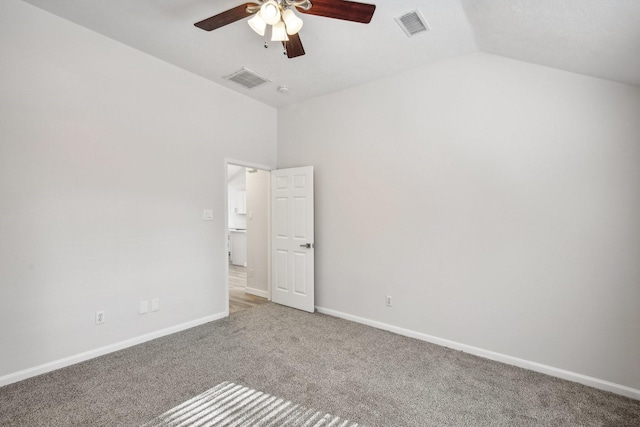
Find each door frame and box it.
[224,158,273,316]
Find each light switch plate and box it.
[203,209,214,221]
[151,298,160,312]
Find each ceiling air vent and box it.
[224,67,270,89]
[395,10,430,37]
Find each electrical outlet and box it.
[96,311,105,324]
[385,296,393,307]
[139,300,149,314]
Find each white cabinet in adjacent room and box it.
[230,230,247,266]
[231,190,246,215]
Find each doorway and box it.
[226,163,270,314]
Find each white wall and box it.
[277,53,640,393]
[0,0,276,382]
[246,169,270,297]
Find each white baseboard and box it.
[245,287,269,299]
[315,306,640,401]
[0,312,227,388]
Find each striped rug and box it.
[143,381,363,427]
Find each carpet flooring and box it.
[0,303,638,426]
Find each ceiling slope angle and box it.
[18,0,478,108]
[460,0,640,87]
[16,0,640,106]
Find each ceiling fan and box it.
[194,0,376,59]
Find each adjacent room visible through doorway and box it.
[227,163,270,314]
[228,264,267,314]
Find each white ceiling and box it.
[20,0,640,108]
[462,0,640,89]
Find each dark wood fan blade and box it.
[194,3,257,31]
[283,33,306,58]
[297,0,376,23]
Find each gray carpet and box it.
[0,303,638,426]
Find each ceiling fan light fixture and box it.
[282,9,303,35]
[194,0,377,59]
[260,0,281,25]
[271,21,289,41]
[248,13,267,36]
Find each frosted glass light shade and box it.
[271,21,289,41]
[282,9,303,35]
[260,1,281,25]
[248,13,267,36]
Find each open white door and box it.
[271,166,314,312]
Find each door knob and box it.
[300,243,314,248]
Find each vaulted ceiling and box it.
[20,0,640,108]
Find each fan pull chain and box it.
[264,25,271,48]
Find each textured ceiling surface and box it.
[18,0,640,107]
[461,0,640,88]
